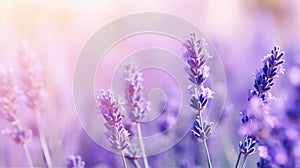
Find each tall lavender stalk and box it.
[18,42,53,167]
[97,90,130,168]
[0,66,33,167]
[183,33,214,168]
[235,46,285,168]
[124,64,150,168]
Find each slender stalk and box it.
[23,144,33,168]
[235,152,242,168]
[236,135,247,168]
[203,139,212,168]
[242,155,247,168]
[136,122,149,168]
[36,111,53,167]
[121,150,128,168]
[198,111,212,168]
[133,160,141,168]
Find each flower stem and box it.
[198,111,212,168]
[236,135,247,168]
[133,160,141,168]
[121,150,128,168]
[36,111,53,167]
[235,152,242,168]
[23,144,33,168]
[242,155,247,168]
[203,138,212,168]
[136,122,149,168]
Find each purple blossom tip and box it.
[124,64,150,122]
[97,90,130,151]
[97,90,123,126]
[18,43,45,112]
[183,33,211,87]
[251,45,285,101]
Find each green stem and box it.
[198,111,212,168]
[121,150,128,168]
[23,144,34,168]
[36,111,53,167]
[136,122,149,168]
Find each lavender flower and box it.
[183,33,211,87]
[0,66,19,124]
[183,32,214,117]
[183,33,214,168]
[97,90,130,151]
[124,64,150,168]
[0,66,32,145]
[67,155,85,168]
[124,64,150,122]
[236,46,285,168]
[248,46,285,102]
[0,65,33,167]
[240,46,284,137]
[18,42,45,112]
[97,90,130,168]
[18,42,53,167]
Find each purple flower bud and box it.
[252,46,285,100]
[124,64,150,122]
[97,90,130,151]
[0,65,32,145]
[18,42,45,112]
[183,33,211,87]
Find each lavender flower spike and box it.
[124,64,150,122]
[0,65,33,167]
[18,42,45,111]
[236,46,285,168]
[97,90,130,168]
[18,42,53,167]
[0,66,32,144]
[0,66,20,125]
[124,64,150,168]
[249,45,285,102]
[97,90,130,150]
[183,33,214,168]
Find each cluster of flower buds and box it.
[124,64,150,122]
[0,66,32,145]
[183,33,214,140]
[97,90,130,151]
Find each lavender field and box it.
[1,1,300,168]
